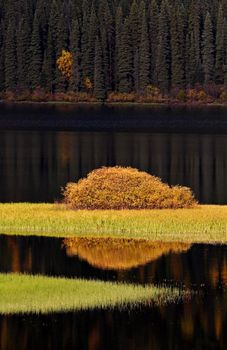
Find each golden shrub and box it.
[84,77,93,92]
[56,50,73,80]
[63,167,197,210]
[107,92,137,102]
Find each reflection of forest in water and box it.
[1,294,227,350]
[0,131,227,203]
[1,235,227,349]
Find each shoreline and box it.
[1,99,227,108]
[0,203,226,243]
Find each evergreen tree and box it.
[98,0,113,92]
[118,18,133,93]
[129,0,140,91]
[70,18,82,92]
[149,0,159,84]
[202,12,214,84]
[115,5,123,91]
[81,0,90,83]
[4,19,17,90]
[0,0,227,98]
[29,14,42,89]
[85,3,97,84]
[215,4,224,84]
[139,3,150,93]
[171,3,185,87]
[94,35,106,101]
[44,0,67,92]
[55,2,68,91]
[45,25,55,92]
[17,17,30,90]
[0,19,4,91]
[187,0,203,85]
[186,25,196,86]
[156,0,170,92]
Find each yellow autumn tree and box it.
[84,77,93,93]
[56,50,73,80]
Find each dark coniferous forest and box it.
[0,0,227,101]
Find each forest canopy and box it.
[0,0,227,101]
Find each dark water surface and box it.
[0,104,227,203]
[0,235,227,349]
[1,104,227,349]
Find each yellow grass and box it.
[0,203,226,243]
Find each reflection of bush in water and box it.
[64,238,191,270]
[63,167,197,209]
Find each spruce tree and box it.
[98,0,114,92]
[70,18,82,92]
[186,27,196,86]
[115,5,123,91]
[171,3,185,87]
[85,3,97,84]
[81,0,90,83]
[149,0,159,84]
[55,2,68,91]
[187,0,203,84]
[47,0,68,92]
[215,5,224,84]
[118,18,133,93]
[4,19,17,90]
[202,12,214,84]
[29,14,42,89]
[17,17,31,90]
[45,26,55,92]
[0,19,4,91]
[94,35,106,101]
[156,0,170,92]
[129,0,140,91]
[139,3,150,93]
[0,0,227,98]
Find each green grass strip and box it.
[0,274,181,315]
[0,203,227,243]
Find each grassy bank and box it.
[0,204,227,243]
[0,274,181,314]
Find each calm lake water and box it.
[0,235,227,349]
[0,103,227,203]
[1,104,227,349]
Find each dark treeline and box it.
[0,0,227,101]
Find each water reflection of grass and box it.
[0,204,226,243]
[0,274,183,315]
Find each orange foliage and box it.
[107,87,165,103]
[64,238,191,270]
[84,77,93,92]
[107,92,137,103]
[56,50,73,80]
[63,166,197,210]
[186,88,213,103]
[52,91,96,102]
[219,88,227,103]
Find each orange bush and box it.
[107,92,137,103]
[57,50,73,80]
[219,88,227,103]
[186,88,213,103]
[84,77,93,92]
[63,167,197,210]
